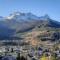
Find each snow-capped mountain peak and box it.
[6,12,40,20]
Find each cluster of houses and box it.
[0,44,60,60]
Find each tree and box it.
[16,53,27,60]
[16,53,20,60]
[20,56,27,60]
[51,53,57,60]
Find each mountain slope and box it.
[0,12,60,40]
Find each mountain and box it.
[6,12,40,21]
[0,11,60,41]
[39,14,50,20]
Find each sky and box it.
[0,0,60,21]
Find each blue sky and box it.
[0,0,60,21]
